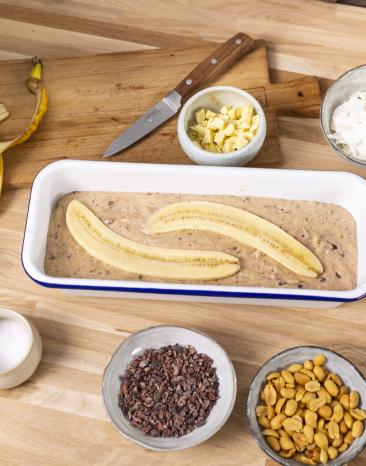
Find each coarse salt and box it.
[0,318,30,372]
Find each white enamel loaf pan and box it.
[22,160,366,308]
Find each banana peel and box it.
[0,57,48,194]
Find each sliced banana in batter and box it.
[66,200,240,281]
[147,201,323,278]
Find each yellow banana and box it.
[147,201,323,278]
[0,57,48,194]
[66,200,240,281]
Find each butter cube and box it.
[220,105,231,115]
[205,109,217,119]
[214,129,226,145]
[195,108,206,124]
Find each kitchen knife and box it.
[103,32,256,158]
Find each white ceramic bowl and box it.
[0,308,42,390]
[102,325,237,450]
[177,85,267,166]
[247,346,366,466]
[321,64,366,166]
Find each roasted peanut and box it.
[285,399,298,417]
[264,383,277,406]
[301,368,316,380]
[255,405,268,417]
[332,435,343,448]
[271,413,286,430]
[344,411,354,429]
[283,415,303,433]
[295,372,311,386]
[305,410,318,428]
[266,435,280,452]
[338,442,348,453]
[309,396,326,412]
[258,415,271,429]
[275,397,286,415]
[316,418,325,433]
[305,381,321,393]
[319,448,328,465]
[339,419,348,434]
[339,393,350,410]
[314,432,328,449]
[266,371,281,381]
[350,391,360,409]
[281,370,295,385]
[279,448,296,458]
[262,429,280,438]
[303,424,314,443]
[331,373,343,387]
[344,430,354,445]
[327,446,338,460]
[350,408,366,421]
[302,359,313,369]
[303,392,316,404]
[287,363,303,373]
[313,365,326,382]
[318,405,332,419]
[280,387,296,399]
[280,436,295,450]
[313,354,327,366]
[352,419,364,438]
[332,404,344,423]
[324,379,339,397]
[296,387,307,402]
[328,421,340,440]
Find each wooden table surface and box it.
[1,1,366,465]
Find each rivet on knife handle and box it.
[174,32,256,100]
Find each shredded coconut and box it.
[329,91,366,161]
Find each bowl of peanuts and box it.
[246,347,366,466]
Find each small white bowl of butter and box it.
[177,85,267,166]
[321,64,366,166]
[0,308,42,390]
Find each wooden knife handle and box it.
[174,32,256,100]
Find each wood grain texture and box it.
[0,2,366,466]
[0,43,322,189]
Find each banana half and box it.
[66,200,240,281]
[147,201,323,278]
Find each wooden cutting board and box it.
[0,40,321,190]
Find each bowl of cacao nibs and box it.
[102,325,237,451]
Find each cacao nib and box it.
[118,344,219,438]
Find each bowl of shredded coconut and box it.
[321,64,366,165]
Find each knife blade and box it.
[103,32,256,158]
